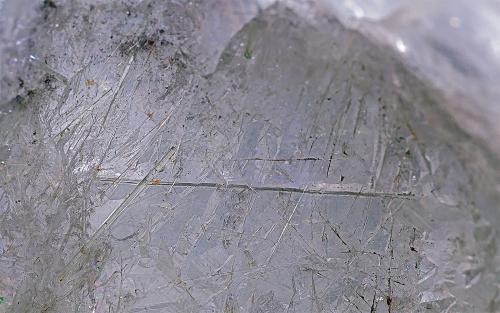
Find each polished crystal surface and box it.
[0,1,499,312]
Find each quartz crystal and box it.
[0,1,499,312]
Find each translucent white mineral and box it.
[0,1,498,312]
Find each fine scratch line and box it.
[97,178,415,199]
[266,188,307,265]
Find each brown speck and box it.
[406,122,418,140]
[152,178,161,185]
[164,56,173,66]
[85,79,95,86]
[146,111,154,119]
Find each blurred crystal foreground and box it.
[0,1,499,312]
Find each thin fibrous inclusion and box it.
[0,1,499,313]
